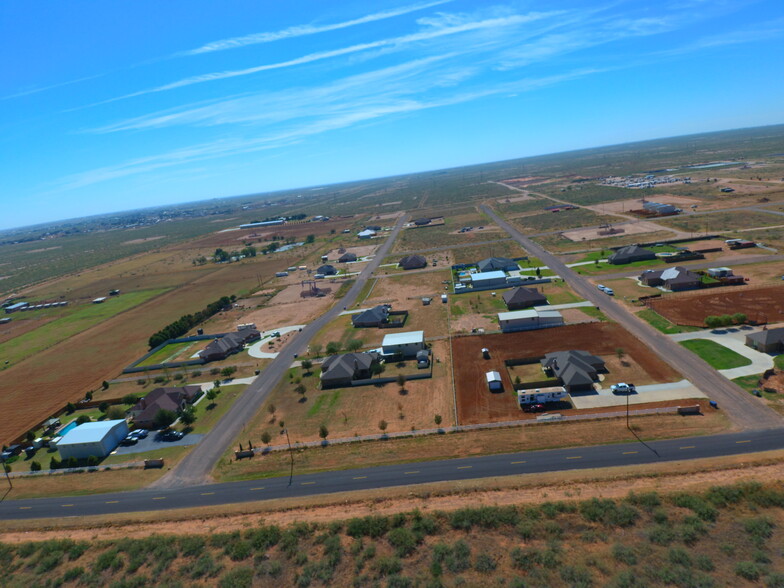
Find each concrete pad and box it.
[669,327,775,378]
[570,380,705,409]
[247,325,305,359]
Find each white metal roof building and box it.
[470,271,507,287]
[486,371,503,391]
[381,330,425,358]
[498,309,564,333]
[57,420,129,460]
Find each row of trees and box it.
[705,313,747,329]
[148,295,234,349]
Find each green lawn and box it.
[637,309,701,335]
[679,339,752,370]
[775,354,784,370]
[0,288,170,370]
[185,383,246,434]
[138,340,195,366]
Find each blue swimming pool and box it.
[58,421,78,436]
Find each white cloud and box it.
[181,0,454,55]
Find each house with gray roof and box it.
[398,255,427,270]
[317,264,337,275]
[199,329,260,362]
[541,350,605,393]
[502,287,548,310]
[746,327,784,354]
[320,352,381,388]
[352,305,390,328]
[339,252,358,263]
[477,257,518,272]
[639,266,700,291]
[608,245,657,265]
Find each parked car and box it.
[597,284,606,291]
[604,288,614,296]
[158,430,184,442]
[119,436,138,446]
[523,403,546,413]
[611,383,635,394]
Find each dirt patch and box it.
[451,323,682,425]
[649,284,784,326]
[562,220,680,242]
[268,282,339,305]
[451,313,496,333]
[371,210,405,220]
[595,196,702,214]
[323,244,378,260]
[497,194,534,203]
[26,246,62,254]
[122,236,165,245]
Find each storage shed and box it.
[57,420,129,460]
[486,371,503,391]
[381,331,425,358]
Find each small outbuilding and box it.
[57,420,129,460]
[486,371,503,392]
[381,331,425,358]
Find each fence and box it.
[123,333,229,373]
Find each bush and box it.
[744,516,775,546]
[387,527,418,558]
[136,379,145,386]
[76,415,91,425]
[30,461,41,471]
[152,409,177,429]
[245,525,281,551]
[86,456,99,467]
[179,536,205,558]
[668,547,692,567]
[62,567,85,582]
[221,366,237,378]
[347,516,389,538]
[107,406,126,420]
[671,493,718,521]
[612,544,637,566]
[474,553,497,573]
[218,566,254,588]
[49,457,61,470]
[445,540,471,573]
[374,556,402,577]
[626,491,661,511]
[766,573,784,588]
[190,554,221,579]
[648,525,676,546]
[560,565,593,587]
[449,506,520,530]
[736,561,763,581]
[694,554,714,572]
[94,548,123,572]
[580,498,638,527]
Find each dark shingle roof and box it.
[477,257,517,272]
[399,255,427,270]
[321,352,379,382]
[747,327,784,346]
[502,287,547,309]
[541,350,604,388]
[608,245,656,264]
[317,264,337,275]
[352,305,389,326]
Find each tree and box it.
[705,315,722,329]
[26,430,35,443]
[76,415,91,425]
[221,366,237,378]
[107,406,126,420]
[3,463,10,473]
[319,424,329,440]
[213,248,230,262]
[294,383,306,398]
[310,343,323,357]
[346,339,363,352]
[397,374,407,392]
[267,403,276,417]
[123,394,138,405]
[180,408,196,426]
[378,420,388,432]
[102,381,109,390]
[99,401,110,414]
[206,389,218,407]
[434,414,442,426]
[300,359,313,374]
[49,457,61,470]
[535,267,541,278]
[153,409,177,429]
[325,341,340,355]
[732,312,747,325]
[616,348,625,361]
[305,234,315,244]
[30,461,41,472]
[84,390,93,401]
[65,402,76,414]
[370,362,385,376]
[261,431,272,445]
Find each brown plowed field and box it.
[649,285,784,326]
[451,323,681,425]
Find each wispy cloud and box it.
[0,72,106,101]
[181,0,454,56]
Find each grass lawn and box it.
[137,340,195,367]
[776,354,784,370]
[450,291,507,317]
[637,309,701,335]
[679,339,752,370]
[0,288,170,370]
[101,444,191,466]
[574,257,664,276]
[185,383,247,434]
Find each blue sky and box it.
[1,0,783,230]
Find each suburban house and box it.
[502,287,548,310]
[320,352,381,388]
[317,264,337,276]
[129,385,201,429]
[56,420,129,460]
[357,229,376,239]
[707,267,745,285]
[470,271,508,289]
[398,255,427,270]
[608,245,657,265]
[413,218,431,226]
[199,328,261,362]
[477,257,518,272]
[540,350,605,393]
[639,266,701,291]
[381,331,426,358]
[352,305,390,328]
[498,309,564,333]
[746,327,784,353]
[339,253,358,263]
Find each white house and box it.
[498,309,564,333]
[57,420,129,460]
[517,386,568,406]
[381,331,425,358]
[357,229,376,239]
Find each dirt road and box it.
[481,204,781,431]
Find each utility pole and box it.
[284,428,294,485]
[2,459,11,490]
[626,391,630,431]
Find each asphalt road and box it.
[3,427,783,520]
[480,205,781,430]
[152,214,409,488]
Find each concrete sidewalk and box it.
[670,327,776,378]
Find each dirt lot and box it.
[562,220,683,242]
[452,323,682,425]
[322,244,378,260]
[649,284,784,326]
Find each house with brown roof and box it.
[502,287,548,310]
[199,329,260,362]
[129,386,201,429]
[639,266,700,291]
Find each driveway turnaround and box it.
[670,327,776,379]
[246,325,306,359]
[3,428,783,521]
[569,380,706,409]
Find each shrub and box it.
[30,461,41,471]
[648,525,676,546]
[449,506,520,530]
[75,415,91,425]
[94,548,123,572]
[123,394,138,405]
[516,521,536,540]
[626,491,661,511]
[210,368,220,375]
[347,516,389,538]
[245,525,281,551]
[668,547,692,567]
[153,376,166,383]
[62,567,85,582]
[190,554,221,579]
[218,566,254,588]
[612,544,637,566]
[580,498,638,527]
[694,554,714,572]
[671,494,717,521]
[49,457,61,470]
[387,527,418,557]
[474,553,497,573]
[766,573,784,588]
[736,561,763,581]
[87,456,99,467]
[179,536,205,558]
[374,556,402,577]
[445,540,471,573]
[107,406,126,420]
[136,379,145,386]
[744,516,775,546]
[411,510,438,535]
[560,565,593,587]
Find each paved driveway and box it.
[670,326,775,378]
[111,433,204,456]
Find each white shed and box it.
[486,371,503,391]
[498,309,564,333]
[57,420,129,461]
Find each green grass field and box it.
[0,289,170,370]
[637,309,701,335]
[679,339,752,369]
[186,384,246,435]
[137,340,195,366]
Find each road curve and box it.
[152,214,409,488]
[480,204,781,430]
[3,427,783,520]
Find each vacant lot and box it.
[513,208,621,234]
[649,285,784,326]
[393,211,499,252]
[452,323,682,425]
[679,339,752,370]
[658,210,784,233]
[450,240,527,264]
